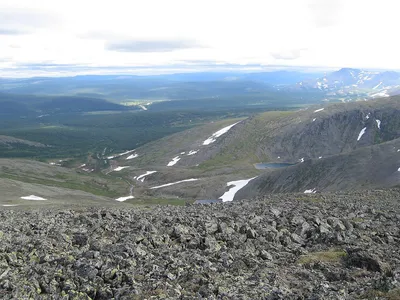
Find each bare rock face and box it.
[1,189,400,299]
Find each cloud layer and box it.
[0,10,60,35]
[0,0,399,77]
[105,39,203,52]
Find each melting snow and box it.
[136,171,157,182]
[312,118,316,122]
[139,105,147,111]
[113,166,130,171]
[376,119,381,129]
[115,196,134,202]
[21,195,47,201]
[398,167,400,172]
[107,149,135,159]
[180,152,186,155]
[304,189,317,194]
[167,156,181,167]
[314,108,324,113]
[150,178,199,189]
[299,158,305,163]
[187,150,199,156]
[371,91,389,98]
[126,153,138,160]
[219,177,257,202]
[2,204,18,207]
[366,113,370,120]
[318,156,322,159]
[373,82,382,90]
[203,122,240,145]
[357,127,367,141]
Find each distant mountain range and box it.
[2,68,400,103]
[294,68,400,101]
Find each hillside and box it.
[1,190,399,299]
[0,159,130,207]
[1,95,399,204]
[100,97,400,201]
[0,93,133,117]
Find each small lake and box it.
[254,162,296,170]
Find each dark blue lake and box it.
[254,163,296,170]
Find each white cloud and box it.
[0,0,399,76]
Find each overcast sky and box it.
[0,0,399,77]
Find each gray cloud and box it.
[105,39,204,52]
[0,57,13,63]
[0,28,29,35]
[78,31,122,40]
[0,10,61,35]
[270,49,307,60]
[308,0,343,28]
[15,62,88,71]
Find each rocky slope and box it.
[237,137,400,198]
[1,190,400,299]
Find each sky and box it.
[0,0,399,77]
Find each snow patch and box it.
[203,122,240,145]
[113,166,130,172]
[304,189,316,194]
[150,178,199,189]
[357,127,367,141]
[136,171,157,182]
[314,108,324,113]
[115,196,134,202]
[299,158,304,163]
[21,195,47,201]
[219,177,257,202]
[365,113,370,120]
[167,156,181,167]
[126,153,138,160]
[318,156,322,159]
[376,119,381,129]
[139,105,147,111]
[373,82,382,90]
[187,150,199,156]
[312,118,316,122]
[371,91,389,98]
[107,149,135,159]
[2,204,18,207]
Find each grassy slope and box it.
[0,159,130,198]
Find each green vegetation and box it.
[0,160,129,197]
[297,249,347,265]
[198,111,295,171]
[362,288,400,300]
